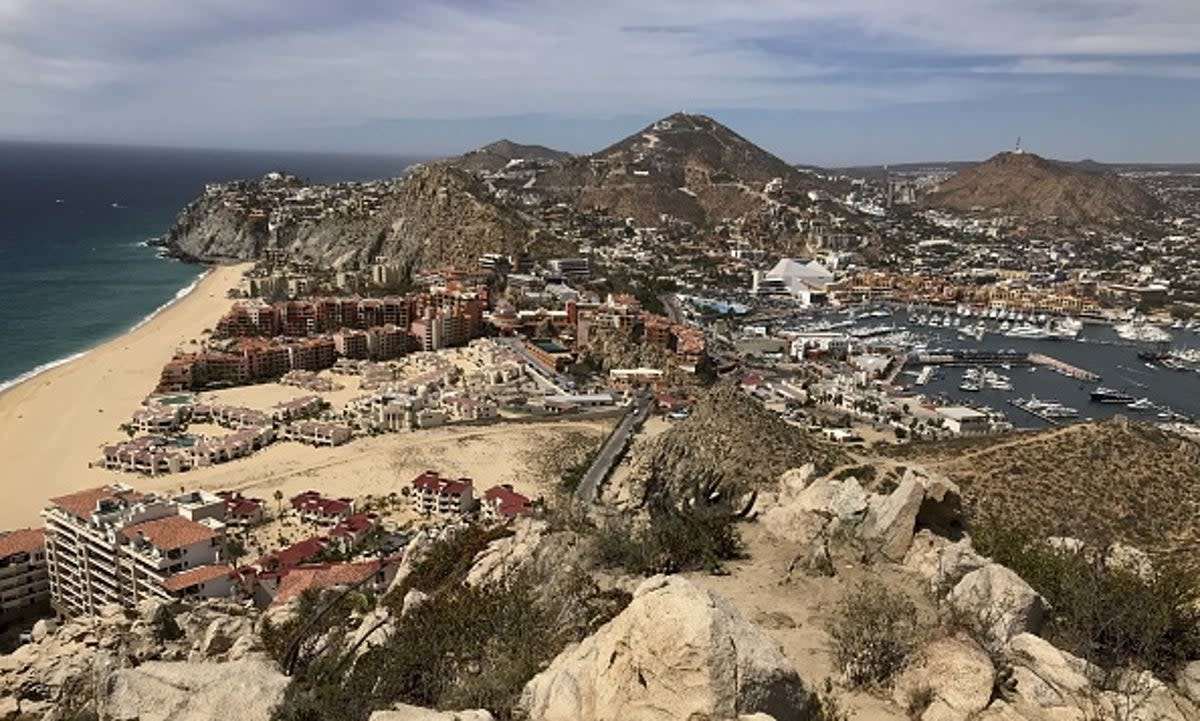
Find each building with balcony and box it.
[0,528,50,627]
[410,471,475,517]
[41,485,233,616]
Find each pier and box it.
[1029,353,1101,382]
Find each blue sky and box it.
[2,0,1198,165]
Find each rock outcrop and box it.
[948,564,1045,648]
[519,575,811,721]
[369,704,496,721]
[892,636,995,721]
[101,658,288,721]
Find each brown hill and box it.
[535,112,812,227]
[447,139,572,174]
[924,151,1160,224]
[888,418,1200,570]
[617,383,849,505]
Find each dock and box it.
[1029,353,1101,381]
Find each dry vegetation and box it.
[889,419,1200,570]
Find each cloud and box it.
[0,0,1197,148]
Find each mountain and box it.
[447,139,572,174]
[533,112,814,227]
[157,164,533,271]
[923,151,1161,224]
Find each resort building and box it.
[0,528,51,627]
[480,485,532,522]
[42,485,234,616]
[281,421,352,447]
[410,471,475,517]
[290,491,356,525]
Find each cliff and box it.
[157,165,534,271]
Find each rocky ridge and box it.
[158,164,533,271]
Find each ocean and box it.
[0,141,426,391]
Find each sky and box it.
[2,0,1199,165]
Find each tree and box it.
[274,489,285,517]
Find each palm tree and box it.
[274,489,284,518]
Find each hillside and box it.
[534,112,813,227]
[888,418,1200,570]
[617,383,849,505]
[446,138,572,174]
[157,164,533,270]
[923,151,1160,224]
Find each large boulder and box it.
[1178,661,1200,707]
[859,469,964,562]
[948,564,1044,647]
[904,530,989,597]
[101,659,289,721]
[893,637,995,721]
[518,575,811,721]
[1004,633,1092,711]
[466,518,587,590]
[368,704,495,721]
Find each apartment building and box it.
[0,528,50,627]
[410,471,475,517]
[42,485,233,616]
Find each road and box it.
[497,337,574,394]
[574,392,654,504]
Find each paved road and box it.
[497,337,574,394]
[574,392,654,504]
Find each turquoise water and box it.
[0,141,425,391]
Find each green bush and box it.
[828,581,921,688]
[596,502,743,575]
[973,523,1200,678]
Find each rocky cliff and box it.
[158,164,534,270]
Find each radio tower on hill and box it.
[1014,136,1024,154]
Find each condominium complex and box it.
[0,528,50,627]
[41,485,235,616]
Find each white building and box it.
[42,485,234,616]
[751,258,834,305]
[936,406,991,435]
[0,529,50,625]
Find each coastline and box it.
[0,269,211,398]
[0,263,250,528]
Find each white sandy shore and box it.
[0,262,613,528]
[0,264,250,528]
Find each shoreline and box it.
[0,263,250,528]
[0,268,212,399]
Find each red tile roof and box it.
[330,513,376,538]
[412,471,473,496]
[49,485,144,519]
[121,515,219,551]
[271,561,381,607]
[257,536,328,570]
[483,485,532,518]
[0,528,44,558]
[162,563,233,593]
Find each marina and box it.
[793,305,1200,429]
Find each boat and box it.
[959,380,982,392]
[999,320,1012,332]
[1090,387,1135,405]
[1005,324,1054,339]
[1128,398,1155,412]
[1113,320,1173,344]
[1051,317,1083,340]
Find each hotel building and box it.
[41,485,234,616]
[0,528,51,627]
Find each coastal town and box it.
[4,111,1200,721]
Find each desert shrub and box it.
[973,522,1200,678]
[905,684,936,719]
[384,524,512,605]
[596,502,743,575]
[272,523,630,721]
[149,604,184,642]
[828,581,921,687]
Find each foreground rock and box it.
[858,468,964,562]
[369,704,495,721]
[102,658,288,721]
[948,564,1045,647]
[893,637,994,721]
[519,575,811,721]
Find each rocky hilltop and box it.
[923,151,1161,225]
[157,164,533,270]
[533,112,814,227]
[446,139,572,174]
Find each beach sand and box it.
[0,262,614,528]
[0,264,249,528]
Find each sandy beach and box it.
[0,264,249,528]
[0,261,614,529]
